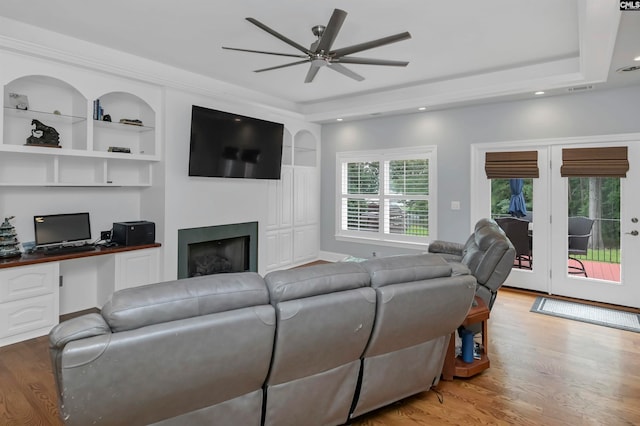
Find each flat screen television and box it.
[188,105,284,179]
[34,212,91,247]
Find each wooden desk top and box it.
[0,243,161,269]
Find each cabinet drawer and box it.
[0,263,59,303]
[0,293,57,338]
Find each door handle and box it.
[626,230,639,236]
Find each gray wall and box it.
[320,85,640,259]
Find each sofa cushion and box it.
[264,262,370,303]
[361,254,453,288]
[102,272,269,332]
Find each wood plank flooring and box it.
[1,289,638,425]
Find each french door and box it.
[549,141,640,308]
[471,135,640,308]
[472,146,549,293]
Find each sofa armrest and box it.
[49,313,111,349]
[428,240,465,257]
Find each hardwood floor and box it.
[1,289,638,425]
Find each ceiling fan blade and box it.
[335,57,409,67]
[222,46,308,59]
[330,31,412,58]
[246,17,310,55]
[305,63,323,83]
[254,60,310,73]
[327,63,364,81]
[314,9,347,53]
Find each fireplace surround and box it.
[177,222,258,279]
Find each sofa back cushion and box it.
[265,262,370,303]
[102,272,269,332]
[363,254,452,288]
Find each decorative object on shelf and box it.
[103,114,112,122]
[93,99,104,120]
[7,92,29,110]
[120,118,143,126]
[0,216,21,258]
[25,119,61,147]
[53,110,61,115]
[108,146,131,153]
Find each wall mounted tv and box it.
[188,105,284,179]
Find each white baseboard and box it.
[318,251,350,262]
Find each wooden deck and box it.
[579,260,621,281]
[514,259,621,282]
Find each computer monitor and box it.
[34,212,91,247]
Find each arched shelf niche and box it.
[282,128,293,166]
[3,75,88,150]
[293,130,317,167]
[93,91,156,156]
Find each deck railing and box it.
[581,217,620,264]
[490,215,621,264]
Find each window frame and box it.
[335,146,437,248]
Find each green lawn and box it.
[573,248,620,264]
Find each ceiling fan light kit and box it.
[222,9,412,83]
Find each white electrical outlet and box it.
[451,201,461,210]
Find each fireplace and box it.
[177,222,258,279]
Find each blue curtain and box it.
[508,178,528,217]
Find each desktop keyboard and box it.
[41,244,96,255]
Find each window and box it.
[336,147,436,246]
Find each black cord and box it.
[431,386,444,404]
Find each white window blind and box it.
[337,147,436,246]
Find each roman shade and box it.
[560,146,629,177]
[485,151,539,179]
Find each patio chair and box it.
[568,216,595,277]
[495,217,532,270]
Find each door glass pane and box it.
[490,178,534,269]
[567,177,620,282]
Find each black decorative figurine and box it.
[26,119,60,147]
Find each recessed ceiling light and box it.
[534,91,545,95]
[336,118,343,122]
[634,55,640,62]
[418,107,427,111]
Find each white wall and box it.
[320,85,640,259]
[161,88,320,279]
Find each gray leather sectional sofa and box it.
[48,254,479,426]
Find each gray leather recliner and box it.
[263,262,376,426]
[49,273,275,426]
[350,254,476,418]
[49,254,485,426]
[428,218,516,309]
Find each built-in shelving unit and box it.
[1,76,159,187]
[265,129,319,272]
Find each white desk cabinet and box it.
[1,244,161,347]
[114,247,160,291]
[0,263,59,346]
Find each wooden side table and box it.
[441,295,490,380]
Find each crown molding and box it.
[0,17,305,121]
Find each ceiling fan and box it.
[222,8,411,83]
